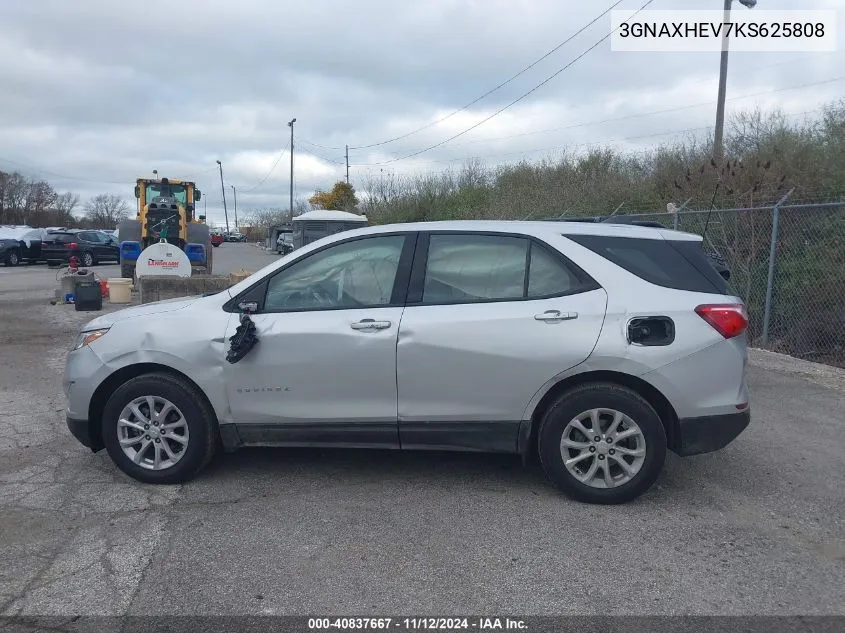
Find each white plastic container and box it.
[108,278,132,304]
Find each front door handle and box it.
[534,310,578,322]
[351,318,392,331]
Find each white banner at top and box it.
[611,10,838,53]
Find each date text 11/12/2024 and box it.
[307,618,528,630]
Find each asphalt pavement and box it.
[1,243,844,617]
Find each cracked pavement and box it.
[1,246,844,617]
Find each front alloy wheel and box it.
[117,396,190,471]
[102,373,219,484]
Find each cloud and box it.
[0,0,842,226]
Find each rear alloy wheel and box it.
[538,382,667,504]
[4,249,20,266]
[81,251,95,267]
[102,373,219,484]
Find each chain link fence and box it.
[613,201,845,368]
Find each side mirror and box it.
[134,186,141,199]
[195,189,202,201]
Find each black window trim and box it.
[406,230,602,307]
[223,231,418,314]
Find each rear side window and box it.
[564,234,729,294]
[53,233,77,243]
[420,233,597,304]
[424,234,526,303]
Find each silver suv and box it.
[63,220,750,504]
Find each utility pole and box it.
[231,184,238,229]
[345,145,350,184]
[288,118,296,214]
[216,160,230,234]
[714,0,757,163]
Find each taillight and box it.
[695,303,748,338]
[68,242,78,250]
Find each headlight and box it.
[73,328,110,350]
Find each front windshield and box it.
[146,183,187,206]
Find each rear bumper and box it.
[673,409,750,456]
[42,249,71,262]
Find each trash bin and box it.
[60,271,94,297]
[108,278,132,304]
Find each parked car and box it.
[210,233,225,247]
[1,238,23,266]
[225,231,247,242]
[42,229,120,267]
[276,231,293,255]
[63,220,750,504]
[0,226,44,264]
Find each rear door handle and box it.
[534,310,578,322]
[351,319,392,331]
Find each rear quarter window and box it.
[564,234,729,294]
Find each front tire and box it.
[81,251,94,267]
[4,249,20,266]
[538,382,667,505]
[101,373,219,484]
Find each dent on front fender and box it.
[92,314,235,422]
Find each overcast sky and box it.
[1,0,842,227]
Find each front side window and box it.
[264,235,406,311]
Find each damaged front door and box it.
[222,233,414,448]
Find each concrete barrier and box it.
[137,274,248,304]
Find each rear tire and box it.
[537,382,667,505]
[101,373,219,484]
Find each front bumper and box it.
[66,414,98,450]
[673,409,751,456]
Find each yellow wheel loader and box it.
[117,177,212,279]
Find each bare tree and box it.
[0,171,29,224]
[85,194,130,229]
[53,192,80,226]
[24,180,57,226]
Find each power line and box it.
[357,107,826,176]
[301,147,345,165]
[298,137,345,152]
[353,0,656,167]
[396,77,845,152]
[285,51,845,159]
[348,0,627,150]
[238,141,291,194]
